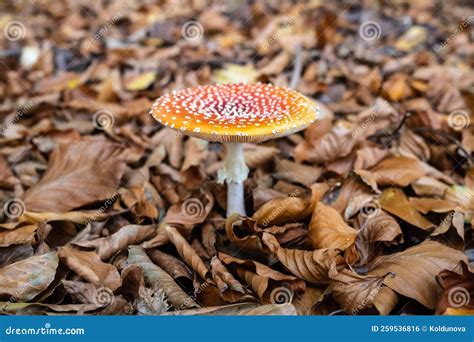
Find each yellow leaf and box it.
[125,71,156,91]
[213,64,259,84]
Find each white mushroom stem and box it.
[217,142,248,216]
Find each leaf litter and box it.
[0,0,472,316]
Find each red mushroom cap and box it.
[150,83,319,143]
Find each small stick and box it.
[289,44,303,90]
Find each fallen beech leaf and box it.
[253,183,329,227]
[147,249,193,285]
[379,188,433,230]
[163,190,214,226]
[162,225,210,280]
[436,261,474,314]
[352,211,403,265]
[294,130,356,164]
[219,252,305,300]
[329,268,393,314]
[127,246,198,310]
[58,246,121,290]
[75,224,155,260]
[262,233,341,284]
[22,137,127,213]
[309,202,358,250]
[0,224,37,246]
[243,143,279,169]
[411,176,449,197]
[409,197,458,214]
[369,241,468,309]
[211,256,245,293]
[356,156,425,192]
[293,287,325,315]
[163,303,297,315]
[0,251,58,301]
[273,159,322,187]
[372,286,399,315]
[62,280,106,305]
[354,146,390,170]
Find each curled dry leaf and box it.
[379,188,433,230]
[292,287,326,315]
[273,159,323,187]
[22,137,127,213]
[329,268,394,314]
[253,183,329,227]
[0,224,37,247]
[243,143,279,169]
[350,211,403,265]
[162,302,297,316]
[409,197,458,214]
[75,224,156,260]
[294,130,356,164]
[356,156,425,193]
[436,261,474,315]
[218,252,306,300]
[0,251,59,301]
[58,246,121,290]
[127,246,198,310]
[309,202,358,250]
[211,256,245,293]
[262,233,341,284]
[369,241,468,309]
[163,190,214,226]
[225,215,263,254]
[147,249,193,285]
[161,225,210,281]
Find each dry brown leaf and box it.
[219,252,306,301]
[22,137,127,213]
[0,251,58,301]
[75,224,156,260]
[329,268,393,314]
[58,246,121,290]
[351,211,403,265]
[369,241,468,309]
[127,245,198,310]
[147,249,193,284]
[162,303,297,315]
[356,156,425,192]
[379,188,433,230]
[292,287,326,315]
[162,225,210,280]
[409,197,459,214]
[0,224,37,247]
[309,202,358,250]
[243,143,279,169]
[163,190,214,226]
[294,130,356,164]
[253,183,329,227]
[262,233,341,284]
[273,159,322,187]
[436,261,474,314]
[211,256,245,294]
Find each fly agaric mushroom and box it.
[150,83,319,216]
